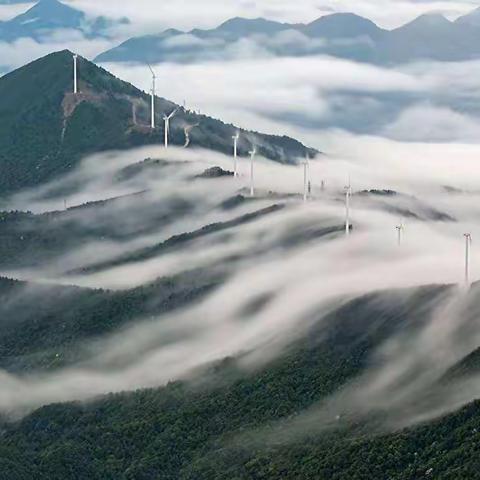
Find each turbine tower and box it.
[148,64,156,129]
[73,54,78,94]
[396,223,404,246]
[303,153,309,202]
[464,233,472,286]
[249,147,257,197]
[164,107,179,148]
[232,132,240,177]
[344,179,352,236]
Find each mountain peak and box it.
[401,13,451,29]
[20,0,81,17]
[36,0,64,4]
[0,0,127,42]
[304,12,384,38]
[216,17,286,35]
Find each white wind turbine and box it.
[73,54,78,94]
[164,107,179,148]
[303,153,309,202]
[147,64,156,129]
[232,132,240,177]
[396,222,404,246]
[249,147,257,197]
[464,233,472,286]
[344,179,352,236]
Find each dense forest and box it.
[1,283,480,479]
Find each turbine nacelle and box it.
[164,107,180,121]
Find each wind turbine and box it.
[344,179,352,236]
[164,107,179,148]
[396,223,404,246]
[73,54,78,94]
[303,153,309,202]
[249,147,257,197]
[464,233,472,286]
[232,132,240,177]
[147,64,156,129]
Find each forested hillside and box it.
[1,283,479,479]
[0,51,314,197]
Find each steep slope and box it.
[0,50,315,197]
[0,0,129,41]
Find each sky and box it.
[0,0,478,32]
[68,0,478,31]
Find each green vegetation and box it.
[77,204,286,275]
[1,285,479,479]
[0,271,222,373]
[0,51,314,198]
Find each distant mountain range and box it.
[0,50,314,197]
[0,0,129,41]
[96,8,480,65]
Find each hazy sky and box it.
[68,0,478,31]
[1,0,477,32]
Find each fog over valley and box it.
[1,1,480,478]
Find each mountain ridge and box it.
[95,8,480,65]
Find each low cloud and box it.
[1,139,480,422]
[383,104,480,142]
